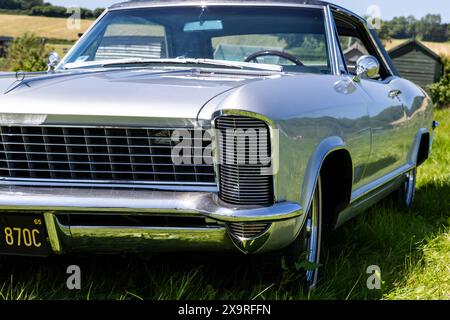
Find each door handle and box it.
[388,89,402,98]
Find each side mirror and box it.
[47,51,60,72]
[354,55,380,82]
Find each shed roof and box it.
[388,39,442,62]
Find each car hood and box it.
[0,68,275,126]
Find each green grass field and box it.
[0,109,449,300]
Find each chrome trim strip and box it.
[0,123,205,130]
[0,186,302,222]
[43,212,63,254]
[109,2,325,11]
[66,223,236,253]
[0,179,218,192]
[335,164,410,228]
[329,6,395,77]
[324,5,340,75]
[350,163,414,203]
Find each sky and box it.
[50,0,450,22]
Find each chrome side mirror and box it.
[47,51,60,72]
[353,55,380,82]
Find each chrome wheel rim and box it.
[404,169,416,207]
[304,180,321,288]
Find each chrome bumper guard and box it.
[0,186,303,254]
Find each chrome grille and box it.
[228,222,271,239]
[0,126,215,186]
[216,115,274,206]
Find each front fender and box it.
[300,136,352,216]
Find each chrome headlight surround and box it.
[211,110,279,206]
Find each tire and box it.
[251,177,323,290]
[396,168,417,208]
[282,176,323,290]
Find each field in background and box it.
[0,14,91,41]
[0,109,448,300]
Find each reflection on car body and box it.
[0,0,436,289]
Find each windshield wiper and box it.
[64,58,283,72]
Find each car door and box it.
[334,14,408,185]
[357,78,408,182]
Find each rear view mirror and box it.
[183,20,223,32]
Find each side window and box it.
[334,14,390,80]
[338,36,369,74]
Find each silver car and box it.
[0,0,436,289]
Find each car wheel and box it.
[283,176,323,290]
[396,168,417,208]
[251,178,323,290]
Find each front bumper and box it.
[0,186,304,255]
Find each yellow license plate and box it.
[0,215,49,257]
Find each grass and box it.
[0,109,449,300]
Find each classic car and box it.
[0,0,436,289]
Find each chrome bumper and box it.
[0,186,304,255]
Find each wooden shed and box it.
[388,39,443,87]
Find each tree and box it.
[30,5,66,17]
[377,14,449,42]
[15,0,44,10]
[417,14,447,41]
[93,7,105,18]
[6,33,49,72]
[0,0,21,9]
[429,57,450,108]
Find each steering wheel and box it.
[244,50,304,66]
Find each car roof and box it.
[111,0,330,10]
[109,1,365,25]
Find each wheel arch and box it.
[300,137,353,229]
[408,128,431,167]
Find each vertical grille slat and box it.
[0,126,216,186]
[83,128,97,180]
[20,127,36,178]
[216,116,274,206]
[62,127,76,179]
[104,128,117,180]
[125,128,137,181]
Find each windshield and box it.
[62,6,331,74]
